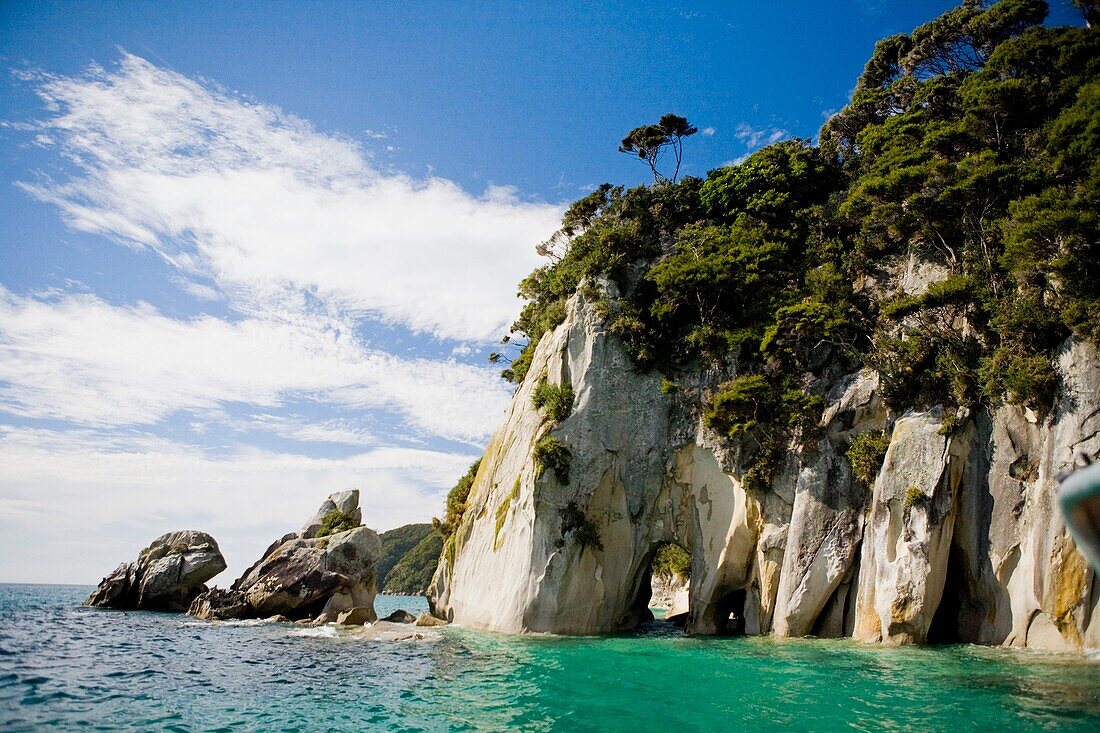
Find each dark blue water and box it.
[2,584,1099,731]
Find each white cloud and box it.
[247,414,373,446]
[0,286,510,443]
[20,53,563,343]
[733,122,790,151]
[0,425,473,583]
[701,126,716,136]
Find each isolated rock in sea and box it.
[337,606,377,625]
[227,490,381,621]
[187,588,249,620]
[414,612,448,627]
[86,531,227,611]
[429,286,1100,652]
[383,609,417,623]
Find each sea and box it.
[2,583,1099,731]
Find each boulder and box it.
[337,606,377,626]
[86,531,226,612]
[383,609,417,623]
[187,588,249,620]
[233,525,381,619]
[216,490,381,621]
[414,612,448,627]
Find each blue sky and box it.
[0,1,1084,583]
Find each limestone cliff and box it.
[429,289,1100,652]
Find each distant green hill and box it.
[376,523,434,590]
[384,531,445,595]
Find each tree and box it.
[618,113,698,183]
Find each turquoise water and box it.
[2,584,1099,731]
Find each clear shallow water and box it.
[2,584,1099,732]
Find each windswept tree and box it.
[618,113,698,183]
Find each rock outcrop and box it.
[429,290,1100,652]
[188,490,382,622]
[86,531,226,611]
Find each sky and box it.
[0,1,1084,584]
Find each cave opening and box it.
[642,541,692,627]
[927,542,975,645]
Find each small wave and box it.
[288,626,338,638]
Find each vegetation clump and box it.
[531,378,575,423]
[316,509,358,538]
[534,436,571,484]
[651,543,691,580]
[560,501,603,551]
[847,430,892,487]
[434,458,481,537]
[904,487,931,510]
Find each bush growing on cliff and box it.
[316,509,358,538]
[534,436,571,484]
[847,430,892,487]
[531,378,575,423]
[560,500,603,552]
[434,458,482,537]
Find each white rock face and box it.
[429,291,1100,652]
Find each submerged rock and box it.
[86,531,226,612]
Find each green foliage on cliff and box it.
[384,531,445,595]
[847,430,892,487]
[560,500,603,552]
[531,379,575,423]
[534,436,571,484]
[434,459,481,538]
[316,509,357,538]
[497,1,1097,493]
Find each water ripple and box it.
[2,584,1099,731]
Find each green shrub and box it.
[434,458,482,537]
[560,500,603,552]
[316,509,358,538]
[651,543,691,580]
[904,486,930,510]
[978,346,1057,409]
[704,374,773,438]
[847,430,891,487]
[534,436,571,484]
[659,378,681,394]
[531,378,575,423]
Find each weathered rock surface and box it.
[414,612,448,627]
[383,609,417,623]
[86,531,226,611]
[187,588,249,620]
[429,289,1100,653]
[336,606,377,626]
[185,490,382,622]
